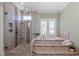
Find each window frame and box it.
[40,18,56,36]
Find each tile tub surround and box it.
[32,38,79,56]
[32,45,79,56]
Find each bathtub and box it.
[32,36,64,42]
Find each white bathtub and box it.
[32,36,64,42]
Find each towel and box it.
[62,40,72,46]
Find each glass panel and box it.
[49,20,55,34]
[28,22,30,28]
[40,21,47,35]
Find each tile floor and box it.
[6,43,79,56]
[6,43,32,56]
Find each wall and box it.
[4,2,16,50]
[39,13,60,36]
[31,12,40,39]
[60,2,79,48]
[0,2,4,55]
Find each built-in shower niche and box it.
[9,22,13,32]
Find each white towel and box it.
[62,40,72,46]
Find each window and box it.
[40,18,56,36]
[40,20,47,35]
[49,20,55,34]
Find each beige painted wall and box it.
[60,2,79,48]
[0,2,4,55]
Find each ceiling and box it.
[13,2,69,13]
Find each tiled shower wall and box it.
[4,2,16,50]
